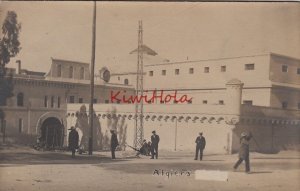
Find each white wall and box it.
[144,54,271,90]
[67,103,236,154]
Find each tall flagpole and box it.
[88,1,96,155]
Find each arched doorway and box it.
[40,117,64,148]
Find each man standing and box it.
[233,132,252,173]
[150,131,160,159]
[110,130,119,159]
[68,126,79,158]
[194,132,206,161]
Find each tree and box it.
[0,11,21,106]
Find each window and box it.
[79,67,84,79]
[149,71,154,76]
[219,100,224,105]
[18,118,23,133]
[189,68,194,74]
[160,101,164,104]
[105,100,109,104]
[221,66,226,72]
[203,100,208,104]
[44,96,48,107]
[57,64,62,77]
[297,68,300,75]
[162,70,166,76]
[281,101,288,109]
[175,69,180,75]
[204,67,209,73]
[245,63,255,70]
[243,100,253,105]
[57,97,61,108]
[93,99,97,103]
[17,93,24,107]
[124,79,129,85]
[69,66,73,78]
[51,96,54,108]
[78,98,83,103]
[188,100,192,104]
[298,103,300,110]
[282,65,288,73]
[118,76,120,81]
[69,96,75,103]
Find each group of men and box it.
[68,128,160,159]
[68,127,253,173]
[111,130,161,159]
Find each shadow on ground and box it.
[0,150,129,166]
[248,171,273,174]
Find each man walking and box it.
[194,132,206,161]
[150,131,160,159]
[110,130,119,159]
[68,126,79,158]
[233,132,252,173]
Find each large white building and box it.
[100,47,300,153]
[1,46,299,154]
[111,48,300,110]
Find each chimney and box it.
[16,60,21,74]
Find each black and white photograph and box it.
[0,1,299,191]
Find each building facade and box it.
[106,48,300,153]
[0,58,134,147]
[1,47,299,154]
[111,51,300,110]
[66,79,300,154]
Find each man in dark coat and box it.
[110,130,119,159]
[150,131,160,159]
[233,132,252,173]
[147,141,151,156]
[136,139,149,157]
[68,126,79,158]
[194,132,206,161]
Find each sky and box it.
[0,1,299,73]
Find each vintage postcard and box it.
[0,1,299,191]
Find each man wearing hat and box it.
[68,126,79,158]
[233,132,252,173]
[110,130,119,159]
[194,132,206,161]
[150,130,160,159]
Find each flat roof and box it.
[51,58,90,65]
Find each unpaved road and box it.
[1,145,299,191]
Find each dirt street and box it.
[0,145,299,191]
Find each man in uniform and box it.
[68,126,79,158]
[194,132,206,161]
[233,132,252,173]
[150,130,160,159]
[110,130,119,159]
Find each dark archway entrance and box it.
[40,117,64,148]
